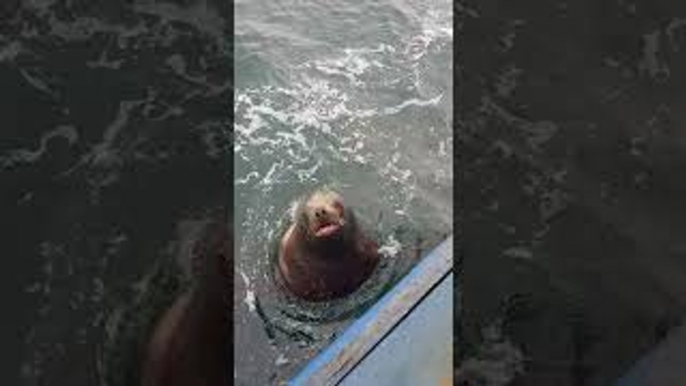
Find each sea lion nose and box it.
[315,208,326,218]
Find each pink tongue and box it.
[315,224,340,237]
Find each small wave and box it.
[0,125,78,169]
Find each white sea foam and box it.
[239,270,257,312]
[378,234,403,258]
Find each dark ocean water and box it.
[234,0,453,384]
[459,1,686,385]
[0,1,230,385]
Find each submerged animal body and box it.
[141,219,231,386]
[277,189,380,301]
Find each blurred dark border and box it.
[0,0,234,384]
[457,0,686,385]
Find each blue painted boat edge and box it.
[616,357,649,386]
[615,322,686,386]
[289,236,453,386]
[338,271,454,386]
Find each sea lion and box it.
[277,188,380,301]
[141,219,231,386]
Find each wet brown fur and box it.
[278,190,379,301]
[140,219,231,386]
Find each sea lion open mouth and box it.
[310,197,345,238]
[314,220,343,237]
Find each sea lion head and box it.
[279,188,377,300]
[295,188,347,241]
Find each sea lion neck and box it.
[302,232,349,258]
